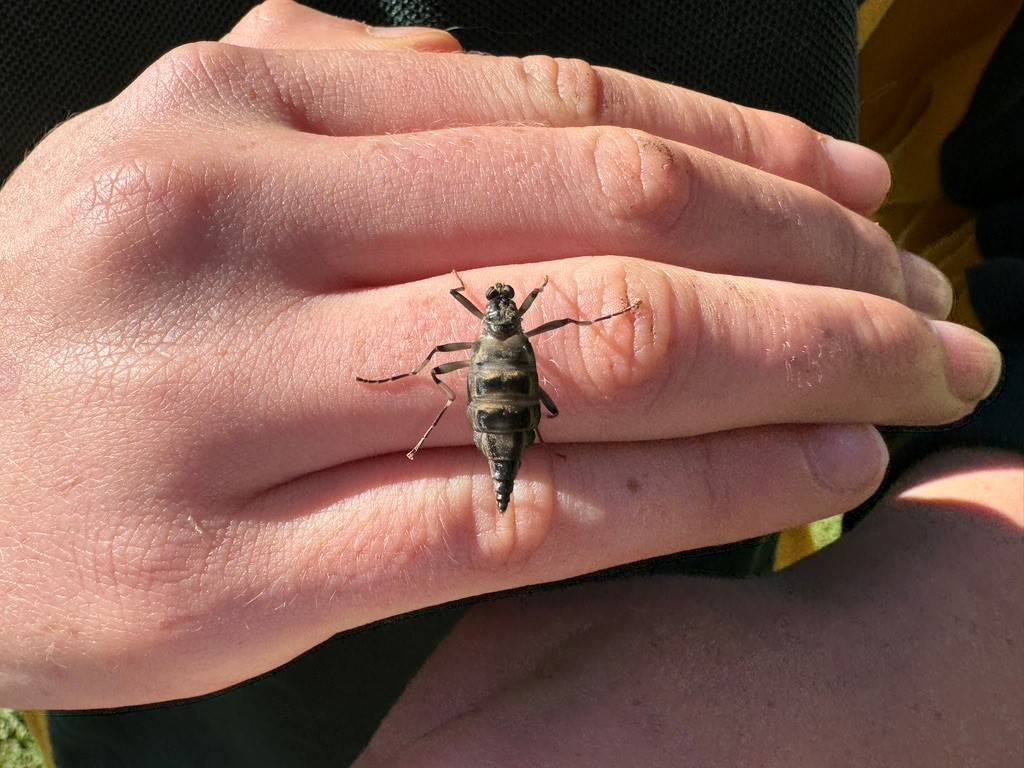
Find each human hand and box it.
[0,0,1000,707]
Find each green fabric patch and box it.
[0,710,46,768]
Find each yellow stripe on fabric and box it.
[22,710,55,768]
[856,0,897,47]
[774,514,844,572]
[861,0,1020,260]
[924,218,984,331]
[773,0,1017,571]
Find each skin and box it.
[0,0,1005,710]
[356,448,1024,768]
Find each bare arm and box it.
[358,447,1023,768]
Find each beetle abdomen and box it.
[473,432,536,512]
[467,333,540,512]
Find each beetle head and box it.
[485,283,515,302]
[484,283,521,333]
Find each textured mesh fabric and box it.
[1,0,858,183]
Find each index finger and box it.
[151,44,889,213]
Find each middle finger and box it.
[224,125,948,316]
[201,256,1000,491]
[150,42,890,214]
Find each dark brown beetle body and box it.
[467,322,541,512]
[356,274,639,512]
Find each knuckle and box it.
[740,170,804,237]
[722,102,761,169]
[845,293,910,360]
[586,127,693,240]
[463,458,559,573]
[792,121,834,192]
[74,154,188,238]
[683,436,727,530]
[815,195,891,295]
[517,55,605,125]
[68,152,216,276]
[33,107,102,154]
[126,41,251,120]
[543,257,683,407]
[843,217,904,300]
[845,294,954,408]
[757,110,830,187]
[110,516,213,599]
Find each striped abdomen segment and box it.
[467,334,541,512]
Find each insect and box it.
[356,273,640,512]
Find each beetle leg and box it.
[526,299,641,338]
[539,386,559,418]
[534,427,566,459]
[356,342,473,383]
[517,275,549,317]
[450,270,485,319]
[407,359,471,460]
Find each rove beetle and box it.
[356,273,640,512]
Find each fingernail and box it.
[823,138,891,214]
[367,25,436,37]
[899,250,953,319]
[802,425,888,494]
[929,320,1003,403]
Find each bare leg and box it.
[539,386,559,418]
[517,276,549,317]
[450,271,484,319]
[407,360,471,460]
[356,342,473,383]
[360,449,1023,767]
[526,300,641,338]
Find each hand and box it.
[0,0,1000,707]
[356,448,1024,768]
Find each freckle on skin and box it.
[626,478,640,493]
[0,353,20,398]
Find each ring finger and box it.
[150,39,889,214]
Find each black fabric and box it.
[944,9,1024,347]
[943,9,1023,344]
[6,1,863,765]
[942,11,1024,210]
[947,9,1024,348]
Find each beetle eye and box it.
[485,286,499,301]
